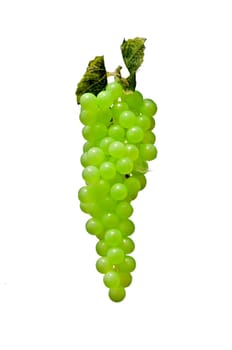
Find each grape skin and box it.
[78,82,157,302]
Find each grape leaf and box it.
[121,37,146,75]
[75,56,107,104]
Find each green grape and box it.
[140,144,157,160]
[119,272,132,287]
[124,176,141,198]
[97,90,114,109]
[108,124,125,141]
[88,201,104,218]
[99,196,116,212]
[101,212,119,229]
[119,256,136,272]
[79,109,98,126]
[140,98,157,117]
[120,237,135,254]
[122,90,143,112]
[83,142,92,152]
[136,114,151,131]
[143,130,156,144]
[108,141,126,158]
[106,81,123,100]
[116,157,133,175]
[87,147,105,166]
[109,172,124,185]
[82,165,100,184]
[126,126,144,144]
[92,179,110,197]
[133,157,149,174]
[96,108,113,124]
[110,183,128,201]
[115,201,133,218]
[104,228,122,246]
[100,161,116,180]
[119,110,137,129]
[92,123,108,140]
[109,286,126,302]
[77,39,158,302]
[134,173,147,190]
[107,247,125,264]
[86,218,104,236]
[104,271,121,288]
[99,137,114,154]
[111,102,129,121]
[96,257,112,274]
[78,186,93,203]
[96,240,109,256]
[80,202,93,214]
[149,117,156,130]
[119,219,135,236]
[125,144,139,161]
[80,152,89,167]
[80,93,97,110]
[82,125,94,142]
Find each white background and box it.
[0,0,232,349]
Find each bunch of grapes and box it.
[78,81,157,302]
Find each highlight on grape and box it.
[76,37,158,302]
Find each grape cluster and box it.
[78,81,157,302]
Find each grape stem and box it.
[107,66,130,90]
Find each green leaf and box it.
[75,56,107,104]
[121,37,146,74]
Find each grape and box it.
[108,124,125,141]
[103,271,120,288]
[140,144,157,161]
[119,272,132,287]
[119,256,136,272]
[115,201,133,218]
[111,102,129,120]
[140,98,157,117]
[107,247,125,264]
[80,93,97,110]
[80,152,89,167]
[92,179,110,197]
[143,130,156,144]
[119,110,136,129]
[106,81,123,100]
[108,141,126,158]
[136,114,151,131]
[119,219,135,236]
[99,137,114,154]
[96,240,109,256]
[87,147,105,166]
[120,237,135,254]
[96,257,112,274]
[101,212,119,229]
[124,176,141,198]
[78,186,93,203]
[126,126,144,143]
[110,183,128,201]
[97,90,114,109]
[77,63,157,302]
[105,228,122,246]
[134,173,147,190]
[86,218,104,236]
[125,144,139,160]
[122,91,143,112]
[99,161,116,180]
[109,286,126,302]
[82,165,100,184]
[79,109,97,125]
[116,157,133,175]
